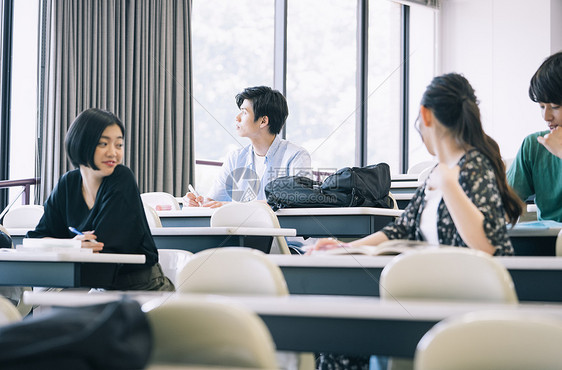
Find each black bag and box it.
[0,299,152,370]
[265,163,393,211]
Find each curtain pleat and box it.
[38,0,193,202]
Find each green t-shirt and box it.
[507,130,562,222]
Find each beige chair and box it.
[2,205,44,228]
[146,296,278,369]
[414,311,562,370]
[210,201,290,254]
[407,161,436,175]
[158,249,192,286]
[379,247,518,370]
[144,205,163,228]
[0,295,22,325]
[388,192,399,210]
[379,246,518,303]
[141,192,181,211]
[176,247,288,295]
[176,247,314,370]
[556,229,562,257]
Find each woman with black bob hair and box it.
[27,108,174,291]
[311,73,523,257]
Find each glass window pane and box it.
[10,0,39,203]
[408,4,437,171]
[192,0,274,190]
[367,0,402,174]
[286,0,357,172]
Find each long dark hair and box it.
[420,73,522,224]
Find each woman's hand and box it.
[73,231,104,253]
[304,238,352,255]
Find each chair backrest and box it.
[144,205,162,228]
[407,161,437,175]
[158,249,192,285]
[379,247,518,303]
[556,229,562,257]
[0,295,22,325]
[146,297,278,369]
[210,201,290,254]
[176,247,289,296]
[2,205,44,228]
[141,192,181,211]
[388,192,399,210]
[415,311,562,370]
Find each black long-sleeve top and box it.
[27,165,158,272]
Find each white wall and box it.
[438,0,561,159]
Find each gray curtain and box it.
[37,0,193,202]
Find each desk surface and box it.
[149,226,296,237]
[0,252,145,288]
[0,250,145,263]
[23,291,562,357]
[149,226,295,253]
[158,207,403,218]
[268,254,562,302]
[157,207,403,238]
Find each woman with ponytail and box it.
[310,73,522,256]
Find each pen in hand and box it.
[188,184,202,206]
[68,226,101,246]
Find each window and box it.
[286,0,356,172]
[407,3,437,170]
[191,0,275,191]
[8,0,39,204]
[190,1,438,186]
[367,0,402,173]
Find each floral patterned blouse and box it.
[382,149,514,256]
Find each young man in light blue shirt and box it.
[184,86,312,208]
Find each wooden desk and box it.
[158,207,403,238]
[22,291,562,358]
[0,251,145,288]
[150,226,296,253]
[268,255,562,302]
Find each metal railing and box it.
[0,178,40,205]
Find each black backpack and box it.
[265,163,393,211]
[0,299,152,370]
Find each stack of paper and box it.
[17,238,91,253]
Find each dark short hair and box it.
[65,108,125,169]
[235,86,288,135]
[529,51,562,104]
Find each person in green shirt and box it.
[507,51,562,222]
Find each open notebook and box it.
[317,239,440,256]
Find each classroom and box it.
[0,0,561,369]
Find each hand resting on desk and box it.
[71,231,104,252]
[304,238,352,255]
